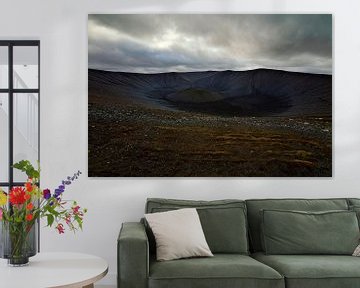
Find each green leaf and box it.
[12,160,30,170]
[47,205,60,217]
[12,160,40,180]
[75,216,83,230]
[47,214,54,227]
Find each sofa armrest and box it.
[118,222,149,288]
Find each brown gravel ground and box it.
[88,97,332,177]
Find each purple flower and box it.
[54,189,63,198]
[43,189,51,200]
[54,171,82,199]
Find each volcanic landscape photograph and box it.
[88,14,332,177]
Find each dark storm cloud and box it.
[88,14,332,74]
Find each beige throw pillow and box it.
[145,208,213,261]
[353,244,360,256]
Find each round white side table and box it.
[0,252,108,288]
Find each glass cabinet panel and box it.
[13,46,39,89]
[0,41,39,188]
[13,93,39,182]
[0,94,9,182]
[0,47,8,89]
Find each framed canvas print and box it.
[88,14,332,177]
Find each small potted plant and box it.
[0,160,87,266]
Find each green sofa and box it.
[118,198,360,288]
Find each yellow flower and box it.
[0,190,7,206]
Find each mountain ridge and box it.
[89,68,332,117]
[88,67,332,76]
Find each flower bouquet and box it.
[0,160,87,266]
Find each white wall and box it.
[1,0,360,286]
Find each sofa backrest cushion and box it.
[145,198,249,254]
[261,209,359,255]
[246,198,349,252]
[347,199,360,228]
[348,198,360,207]
[350,206,360,222]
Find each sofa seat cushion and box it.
[149,254,284,288]
[252,252,360,288]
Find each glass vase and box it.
[0,220,37,266]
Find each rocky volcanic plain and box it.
[88,69,332,177]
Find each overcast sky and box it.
[88,14,332,74]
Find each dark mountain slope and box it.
[89,68,331,117]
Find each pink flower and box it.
[0,208,3,220]
[65,214,71,225]
[56,223,65,234]
[72,205,80,215]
